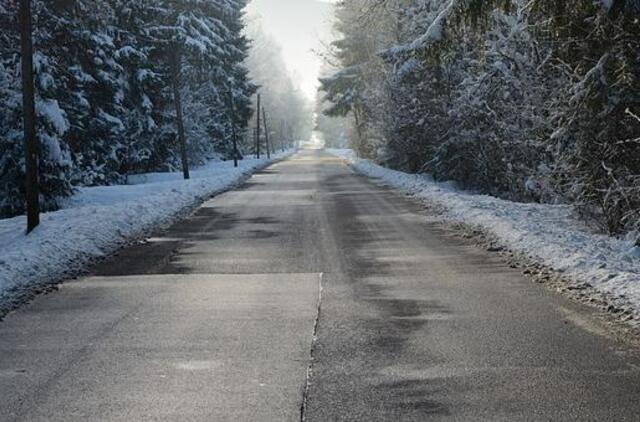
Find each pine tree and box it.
[0,1,73,216]
[0,0,257,217]
[320,0,640,235]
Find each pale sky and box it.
[246,0,336,100]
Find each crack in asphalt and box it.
[300,272,323,422]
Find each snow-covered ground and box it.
[328,148,640,326]
[0,151,292,312]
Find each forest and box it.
[320,0,640,238]
[0,0,309,219]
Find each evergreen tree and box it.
[320,0,640,235]
[0,0,256,217]
[1,0,74,216]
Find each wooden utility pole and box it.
[170,46,190,180]
[262,107,271,159]
[289,124,294,149]
[255,93,261,159]
[20,0,40,233]
[227,90,238,167]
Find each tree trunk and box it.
[353,107,364,158]
[255,93,261,159]
[227,90,238,167]
[170,47,189,180]
[20,0,39,233]
[262,107,271,159]
[280,119,285,152]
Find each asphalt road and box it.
[1,149,640,421]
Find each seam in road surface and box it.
[300,272,324,422]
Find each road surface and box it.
[1,149,639,421]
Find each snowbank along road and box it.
[1,149,640,421]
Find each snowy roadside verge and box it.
[0,151,294,316]
[327,148,640,327]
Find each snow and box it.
[115,45,144,60]
[70,66,97,84]
[0,151,293,310]
[328,148,640,325]
[600,0,614,11]
[396,58,420,79]
[382,0,461,56]
[136,69,158,83]
[37,99,69,135]
[98,110,125,132]
[41,133,63,162]
[411,1,451,46]
[569,53,609,105]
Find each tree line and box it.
[245,22,313,151]
[0,0,256,219]
[320,0,640,237]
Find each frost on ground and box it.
[328,148,640,326]
[0,152,292,313]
